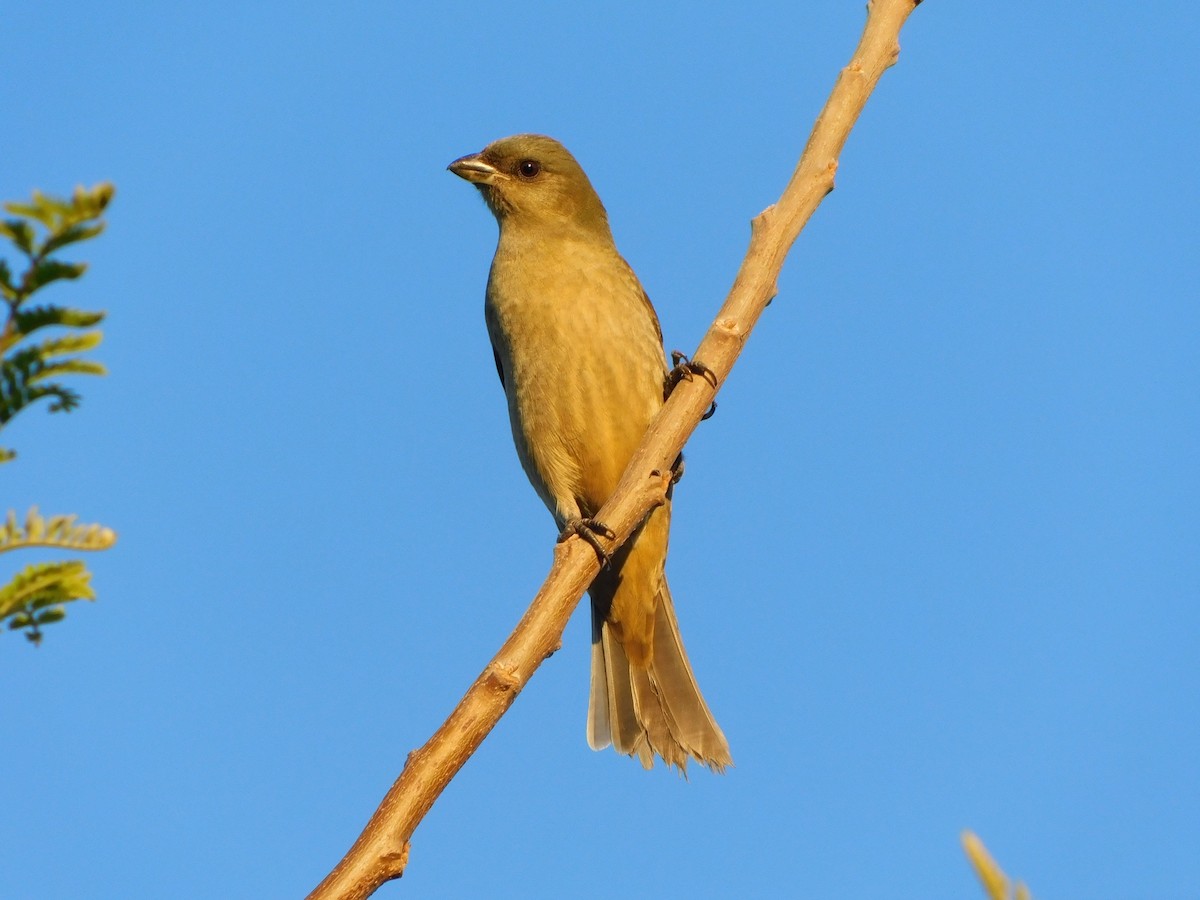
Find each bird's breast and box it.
[485,236,666,518]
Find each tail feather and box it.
[589,606,654,768]
[587,580,731,773]
[647,581,731,769]
[586,630,611,750]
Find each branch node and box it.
[380,843,410,879]
[647,469,672,507]
[715,317,741,336]
[751,206,775,233]
[484,661,521,693]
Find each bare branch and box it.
[307,1,923,896]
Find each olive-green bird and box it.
[449,134,731,773]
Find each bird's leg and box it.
[666,351,719,420]
[558,517,616,567]
[667,350,718,391]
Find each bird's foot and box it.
[667,350,718,390]
[558,517,616,567]
[666,351,718,420]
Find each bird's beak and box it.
[448,153,500,184]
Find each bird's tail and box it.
[587,578,732,773]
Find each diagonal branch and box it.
[307,1,923,896]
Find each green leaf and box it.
[0,560,95,619]
[71,183,115,219]
[38,360,108,381]
[31,594,60,611]
[12,304,106,338]
[0,507,118,553]
[30,259,87,291]
[0,447,14,464]
[0,375,82,424]
[4,191,66,228]
[41,384,81,413]
[0,560,97,644]
[0,183,113,458]
[27,353,108,384]
[0,219,35,255]
[3,200,56,227]
[35,330,103,357]
[0,329,107,426]
[41,222,105,256]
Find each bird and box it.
[448,134,732,773]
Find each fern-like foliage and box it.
[1,182,113,461]
[0,507,117,553]
[0,508,116,644]
[14,304,105,338]
[1,332,106,422]
[0,560,95,645]
[1,184,117,645]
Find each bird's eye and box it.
[517,159,541,179]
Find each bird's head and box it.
[448,134,610,237]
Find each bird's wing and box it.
[484,299,507,390]
[638,286,665,351]
[491,342,506,390]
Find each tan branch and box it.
[307,1,922,896]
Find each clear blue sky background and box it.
[4,2,1197,898]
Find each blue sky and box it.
[4,2,1197,898]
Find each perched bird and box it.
[449,134,731,773]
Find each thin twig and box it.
[307,2,923,896]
